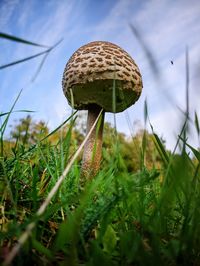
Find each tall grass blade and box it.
[0,32,49,48]
[0,110,34,117]
[185,47,189,118]
[0,50,50,70]
[129,24,159,76]
[179,136,200,161]
[39,111,77,143]
[153,132,169,166]
[0,89,23,156]
[30,38,63,82]
[0,39,63,70]
[31,238,53,259]
[194,111,200,136]
[183,47,190,140]
[31,53,49,82]
[148,118,169,166]
[144,98,148,126]
[6,111,77,168]
[129,24,188,118]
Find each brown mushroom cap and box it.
[62,41,142,113]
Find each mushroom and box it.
[62,41,142,178]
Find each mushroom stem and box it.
[81,105,105,179]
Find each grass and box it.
[0,95,200,266]
[1,32,200,266]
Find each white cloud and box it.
[0,0,20,30]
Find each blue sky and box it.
[0,0,200,150]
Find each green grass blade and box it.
[30,39,63,82]
[31,53,49,82]
[148,119,169,166]
[144,98,148,126]
[0,32,49,48]
[6,111,77,167]
[129,23,159,76]
[0,90,23,134]
[0,110,35,117]
[40,111,77,143]
[153,132,169,166]
[31,238,53,259]
[0,50,49,70]
[179,136,200,161]
[0,89,23,156]
[0,39,63,70]
[194,111,200,136]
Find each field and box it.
[1,33,200,266]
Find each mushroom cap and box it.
[62,41,142,113]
